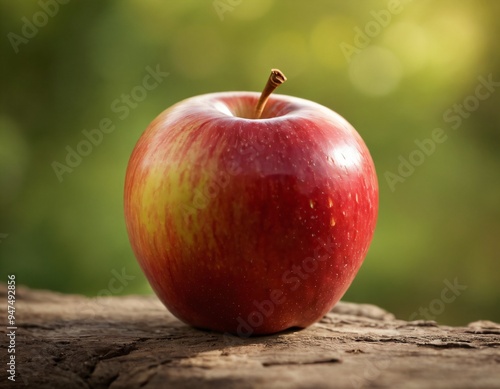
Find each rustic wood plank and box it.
[1,284,499,389]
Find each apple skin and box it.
[124,92,378,336]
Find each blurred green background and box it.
[1,0,499,325]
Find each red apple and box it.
[124,70,378,336]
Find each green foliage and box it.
[1,0,499,325]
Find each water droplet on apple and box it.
[309,199,315,209]
[328,197,333,208]
[330,217,336,227]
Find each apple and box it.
[124,69,378,336]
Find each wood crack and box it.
[262,357,341,367]
[4,284,500,389]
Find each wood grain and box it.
[1,284,499,389]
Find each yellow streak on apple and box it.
[133,138,228,268]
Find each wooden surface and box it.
[1,284,500,389]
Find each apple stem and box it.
[254,69,287,119]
